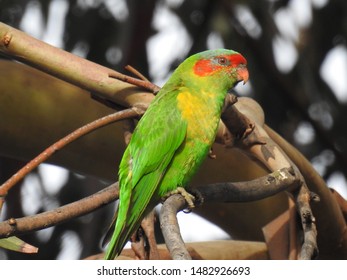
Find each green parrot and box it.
[104,49,249,260]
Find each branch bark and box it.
[160,194,191,260]
[265,125,347,259]
[219,97,318,259]
[0,183,119,238]
[197,167,298,203]
[0,167,298,240]
[0,22,154,109]
[159,167,299,260]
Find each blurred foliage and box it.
[0,0,346,259]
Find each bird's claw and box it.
[163,187,196,212]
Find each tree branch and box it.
[160,167,300,260]
[295,184,318,259]
[0,22,154,108]
[0,167,298,240]
[222,97,318,259]
[0,183,118,238]
[265,125,347,259]
[197,167,299,202]
[160,194,191,260]
[108,72,160,95]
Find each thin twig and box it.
[130,210,160,260]
[294,183,319,259]
[108,72,161,94]
[0,108,140,213]
[125,65,150,82]
[141,210,160,260]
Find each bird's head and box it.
[193,49,248,84]
[179,49,249,91]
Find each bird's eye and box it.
[217,57,228,65]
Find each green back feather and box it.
[104,90,187,260]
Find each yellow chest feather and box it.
[176,91,221,143]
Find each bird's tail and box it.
[103,196,135,260]
[104,163,165,259]
[104,220,129,260]
[103,208,152,260]
[101,211,120,260]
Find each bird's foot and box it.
[164,187,196,211]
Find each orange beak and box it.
[236,65,249,85]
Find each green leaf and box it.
[0,236,38,253]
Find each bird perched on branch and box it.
[104,49,249,260]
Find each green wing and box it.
[105,90,187,259]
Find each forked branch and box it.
[160,167,300,260]
[221,97,319,260]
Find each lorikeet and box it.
[104,49,249,259]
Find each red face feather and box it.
[193,53,247,77]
